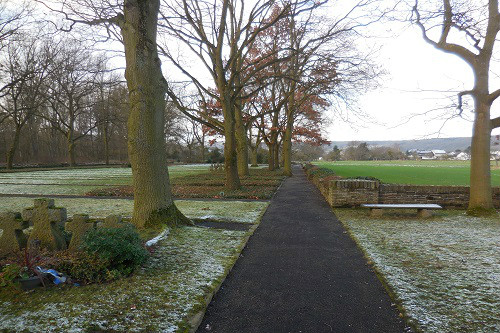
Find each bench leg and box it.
[370,208,384,217]
[417,209,432,218]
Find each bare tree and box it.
[413,0,500,214]
[280,1,383,176]
[42,41,105,166]
[93,74,126,165]
[159,0,321,189]
[0,0,31,96]
[0,33,52,168]
[245,1,380,175]
[37,0,190,228]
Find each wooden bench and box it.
[360,204,443,218]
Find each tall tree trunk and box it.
[222,100,241,190]
[283,95,295,176]
[274,141,280,169]
[200,137,205,163]
[468,52,494,214]
[267,142,275,171]
[468,99,493,213]
[103,124,110,165]
[283,17,296,177]
[121,0,189,228]
[283,114,294,176]
[6,125,22,169]
[235,106,249,176]
[67,129,76,166]
[250,145,258,167]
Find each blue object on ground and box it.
[36,267,67,285]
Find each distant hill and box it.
[325,136,500,152]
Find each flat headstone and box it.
[0,212,28,257]
[25,198,67,251]
[66,214,94,250]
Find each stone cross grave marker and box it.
[66,214,95,250]
[102,215,124,228]
[24,198,67,251]
[0,212,28,257]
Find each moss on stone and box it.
[0,212,28,257]
[101,214,125,229]
[65,214,94,251]
[25,199,67,251]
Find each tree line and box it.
[3,0,497,226]
[1,0,381,227]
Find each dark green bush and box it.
[81,225,148,278]
[53,251,114,284]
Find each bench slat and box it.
[361,204,442,209]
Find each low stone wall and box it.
[328,179,379,207]
[303,164,500,209]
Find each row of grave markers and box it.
[209,163,225,172]
[0,198,127,257]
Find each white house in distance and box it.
[431,150,447,159]
[409,149,472,160]
[456,152,470,160]
[414,150,446,160]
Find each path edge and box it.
[186,201,273,332]
[303,165,418,332]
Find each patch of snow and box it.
[145,228,170,247]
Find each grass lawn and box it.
[0,226,250,332]
[0,164,210,190]
[335,209,500,333]
[315,160,500,186]
[85,168,284,200]
[0,197,268,223]
[0,165,284,199]
[0,164,278,332]
[0,196,269,332]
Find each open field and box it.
[315,160,500,186]
[0,165,284,199]
[0,165,210,195]
[335,209,500,333]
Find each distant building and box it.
[417,150,434,159]
[456,152,470,160]
[431,150,447,159]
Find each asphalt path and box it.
[196,165,411,333]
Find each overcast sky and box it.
[24,0,500,143]
[328,20,500,142]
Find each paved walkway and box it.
[197,166,410,333]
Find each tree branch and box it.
[413,0,476,66]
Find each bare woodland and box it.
[1,0,498,225]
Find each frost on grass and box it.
[0,198,268,224]
[0,226,247,333]
[175,200,269,223]
[0,165,210,195]
[0,165,208,183]
[0,184,112,195]
[335,209,500,333]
